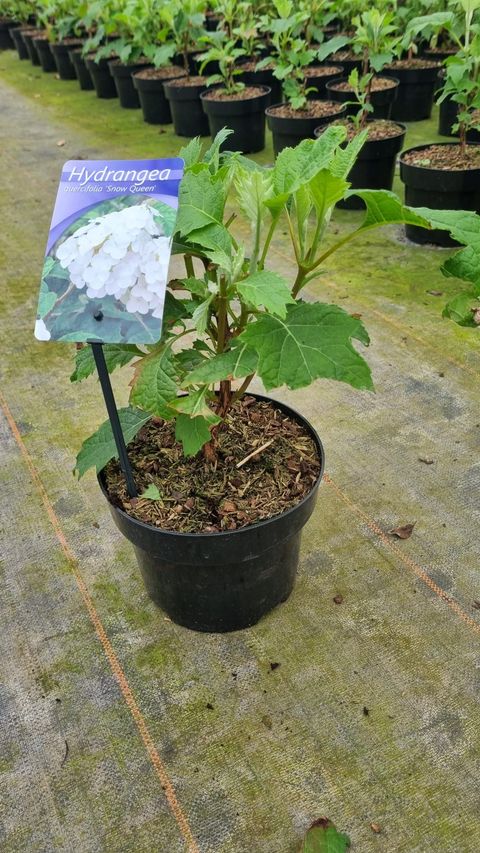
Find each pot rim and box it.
[98,392,325,541]
[266,100,345,118]
[200,84,271,102]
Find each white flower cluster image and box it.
[56,202,171,318]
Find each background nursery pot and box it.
[10,26,30,59]
[109,60,151,108]
[132,66,187,124]
[33,36,56,73]
[201,86,271,153]
[51,40,83,80]
[385,60,441,121]
[400,143,480,247]
[69,48,94,91]
[21,29,42,65]
[266,101,346,157]
[326,76,399,120]
[98,395,324,633]
[0,19,14,50]
[163,77,209,136]
[86,55,118,99]
[237,61,282,106]
[315,120,406,209]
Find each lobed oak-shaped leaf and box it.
[240,302,373,392]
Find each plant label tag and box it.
[34,158,184,344]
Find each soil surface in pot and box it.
[386,58,440,70]
[402,144,480,170]
[52,37,82,45]
[135,66,187,81]
[307,65,343,78]
[167,75,206,88]
[330,77,397,93]
[239,59,274,72]
[104,397,321,533]
[269,100,344,119]
[326,118,405,141]
[109,57,151,68]
[331,50,359,62]
[201,86,265,101]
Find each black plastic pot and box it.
[400,143,480,246]
[50,40,82,79]
[237,63,282,106]
[86,56,118,99]
[21,29,41,65]
[329,53,362,76]
[306,65,344,99]
[98,394,324,632]
[316,121,406,210]
[438,94,458,137]
[69,48,94,90]
[201,86,271,153]
[109,60,150,108]
[0,19,15,49]
[423,48,457,62]
[385,62,441,121]
[163,77,210,136]
[326,76,399,120]
[266,101,346,157]
[132,67,186,124]
[33,37,56,72]
[174,50,198,75]
[10,25,29,58]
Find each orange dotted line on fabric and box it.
[323,473,480,637]
[0,389,200,853]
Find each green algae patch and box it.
[93,577,154,629]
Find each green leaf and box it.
[179,136,203,169]
[329,130,368,180]
[176,168,226,238]
[443,291,480,326]
[316,34,351,62]
[270,127,347,202]
[240,302,373,392]
[308,171,350,221]
[351,190,432,230]
[410,207,480,285]
[183,344,258,385]
[204,128,235,169]
[175,413,215,457]
[75,407,151,479]
[192,294,215,335]
[237,270,295,318]
[234,166,274,225]
[141,484,162,500]
[300,818,351,852]
[169,388,221,420]
[130,347,178,418]
[70,344,141,383]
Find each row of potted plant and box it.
[7,0,480,242]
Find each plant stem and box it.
[184,254,195,277]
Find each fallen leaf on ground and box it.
[270,662,280,671]
[427,290,443,296]
[56,139,66,147]
[261,714,273,729]
[300,818,351,851]
[389,523,415,539]
[333,594,344,604]
[363,706,370,716]
[351,312,362,319]
[370,822,381,833]
[473,601,480,610]
[418,457,435,465]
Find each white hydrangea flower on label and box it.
[35,318,51,341]
[55,202,172,318]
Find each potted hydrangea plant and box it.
[66,130,465,633]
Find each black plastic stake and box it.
[91,342,138,498]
